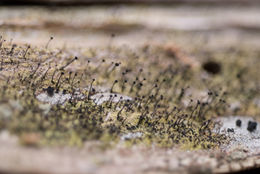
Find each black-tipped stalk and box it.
[29,63,41,79]
[67,71,72,83]
[146,83,158,96]
[88,79,95,100]
[46,36,53,49]
[9,44,16,56]
[108,94,117,108]
[116,103,127,121]
[0,58,3,71]
[189,100,200,119]
[129,81,136,93]
[107,62,120,76]
[121,80,127,92]
[110,80,118,93]
[94,59,106,72]
[51,69,57,84]
[95,94,104,106]
[71,72,77,86]
[55,72,64,92]
[114,96,123,109]
[23,45,30,60]
[60,56,78,70]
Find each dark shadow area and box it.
[228,167,260,174]
[0,0,260,6]
[202,61,221,75]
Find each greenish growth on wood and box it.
[0,36,259,149]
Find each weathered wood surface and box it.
[1,4,260,174]
[1,131,260,174]
[0,5,260,49]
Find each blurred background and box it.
[1,1,260,174]
[0,0,259,51]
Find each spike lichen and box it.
[0,36,259,150]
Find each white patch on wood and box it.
[90,92,132,105]
[213,116,260,155]
[36,92,72,105]
[121,132,143,141]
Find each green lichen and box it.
[0,36,259,150]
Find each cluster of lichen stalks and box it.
[0,36,259,149]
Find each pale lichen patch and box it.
[36,92,72,105]
[90,92,132,105]
[36,89,85,105]
[120,132,143,141]
[214,116,260,155]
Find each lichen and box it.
[0,35,259,150]
[213,116,260,155]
